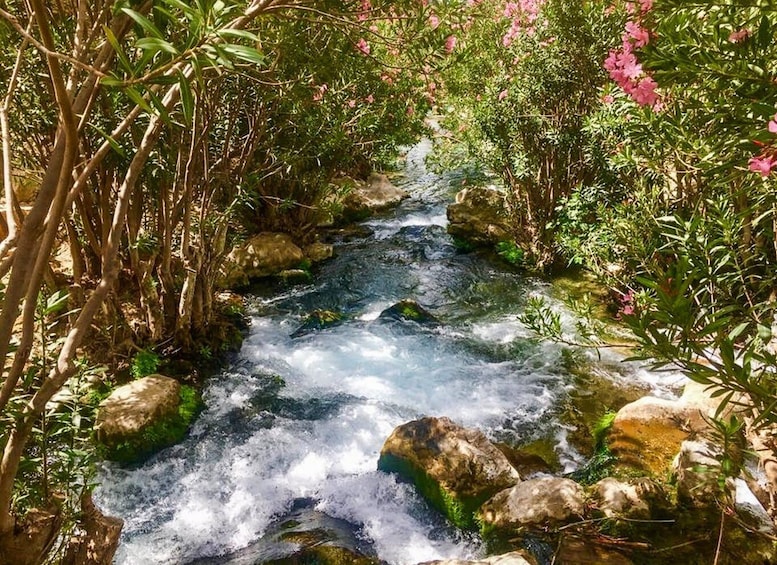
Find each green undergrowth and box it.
[101,384,203,464]
[569,411,617,486]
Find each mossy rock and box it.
[264,545,377,565]
[378,417,519,529]
[99,384,203,464]
[291,310,344,338]
[378,300,438,325]
[280,269,314,286]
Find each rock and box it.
[304,242,334,263]
[95,375,181,444]
[555,536,635,565]
[608,396,698,475]
[478,477,585,531]
[62,494,123,565]
[447,187,511,246]
[417,551,535,565]
[495,443,559,477]
[378,417,520,528]
[279,269,313,285]
[379,300,438,324]
[95,375,200,462]
[592,478,668,520]
[341,173,408,222]
[291,310,344,338]
[680,380,744,424]
[219,233,305,288]
[672,440,731,507]
[0,506,61,565]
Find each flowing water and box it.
[95,140,683,564]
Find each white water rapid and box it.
[94,140,683,565]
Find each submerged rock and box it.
[607,396,696,476]
[478,477,585,532]
[291,310,344,338]
[279,269,313,286]
[219,233,305,288]
[447,187,511,246]
[379,300,438,324]
[378,417,520,528]
[418,551,535,565]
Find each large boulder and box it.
[478,477,586,532]
[378,417,520,528]
[607,396,699,476]
[447,187,511,246]
[95,375,199,462]
[341,173,408,222]
[219,233,305,288]
[418,552,534,565]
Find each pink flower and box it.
[630,76,659,107]
[729,29,750,43]
[365,94,374,104]
[429,14,440,29]
[498,89,508,101]
[750,155,777,176]
[347,99,357,108]
[445,35,457,53]
[625,21,649,48]
[768,113,777,133]
[603,94,614,104]
[312,83,328,102]
[356,38,370,55]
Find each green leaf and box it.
[177,71,194,127]
[221,44,265,66]
[89,123,126,157]
[121,7,164,39]
[136,37,180,56]
[124,86,154,115]
[104,27,133,75]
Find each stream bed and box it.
[94,140,683,564]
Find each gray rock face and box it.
[479,477,585,530]
[95,375,180,444]
[378,417,520,528]
[447,187,511,245]
[417,552,534,565]
[219,233,304,288]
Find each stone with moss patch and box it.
[379,300,438,325]
[378,417,519,529]
[95,376,202,463]
[291,310,344,338]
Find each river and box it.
[94,139,681,564]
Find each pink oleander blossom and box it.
[749,155,777,177]
[356,38,370,55]
[445,35,457,53]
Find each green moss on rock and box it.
[102,385,203,464]
[377,452,474,529]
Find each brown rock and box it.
[378,417,519,528]
[672,440,731,507]
[304,242,334,263]
[219,233,304,288]
[446,187,511,246]
[342,173,408,221]
[62,494,123,565]
[556,535,635,565]
[95,375,181,444]
[478,477,585,530]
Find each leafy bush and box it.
[131,349,160,379]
